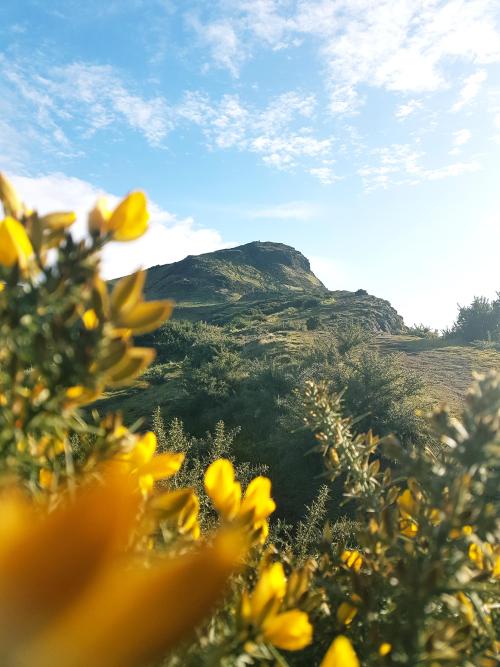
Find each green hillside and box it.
[100,242,500,520]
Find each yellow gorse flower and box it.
[0,474,244,667]
[0,172,23,218]
[336,593,361,626]
[397,488,419,538]
[340,549,363,573]
[262,609,313,651]
[241,562,313,651]
[0,216,33,270]
[468,541,498,577]
[204,458,276,542]
[117,431,185,495]
[379,642,392,656]
[151,487,201,540]
[88,192,149,241]
[204,458,242,519]
[320,635,360,667]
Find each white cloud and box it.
[196,1,500,115]
[358,143,481,190]
[9,172,227,279]
[2,59,172,151]
[395,99,422,119]
[452,128,472,146]
[188,16,244,77]
[309,166,340,185]
[451,70,488,112]
[248,201,319,221]
[177,90,333,173]
[424,160,481,180]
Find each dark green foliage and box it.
[141,320,231,364]
[328,349,425,443]
[406,323,440,338]
[306,315,321,330]
[450,293,500,342]
[334,322,370,354]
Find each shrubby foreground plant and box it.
[0,172,498,666]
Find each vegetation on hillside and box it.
[0,175,498,667]
[448,294,500,344]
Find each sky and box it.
[1,1,500,329]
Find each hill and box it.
[125,241,406,334]
[100,241,500,520]
[142,241,328,303]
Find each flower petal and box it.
[320,636,360,667]
[262,609,313,651]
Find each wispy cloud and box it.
[395,99,423,120]
[187,16,244,77]
[452,129,472,146]
[309,166,341,185]
[177,90,334,173]
[195,1,500,115]
[451,70,488,112]
[1,58,173,157]
[358,143,481,191]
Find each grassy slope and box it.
[374,335,500,412]
[99,325,500,427]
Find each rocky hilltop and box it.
[142,241,328,304]
[115,241,405,334]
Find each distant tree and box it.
[451,293,500,342]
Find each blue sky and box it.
[1,0,500,328]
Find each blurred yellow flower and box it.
[83,309,99,330]
[262,609,313,650]
[120,431,184,495]
[250,562,287,621]
[151,487,201,539]
[38,469,55,491]
[336,594,361,626]
[0,473,243,667]
[89,192,149,241]
[39,211,76,230]
[0,217,33,269]
[241,561,313,652]
[0,172,23,218]
[468,541,496,575]
[397,489,419,538]
[204,458,242,519]
[240,475,276,522]
[340,549,363,573]
[379,642,392,656]
[204,458,275,542]
[456,592,475,624]
[320,635,360,667]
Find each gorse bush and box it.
[0,174,316,666]
[0,173,498,667]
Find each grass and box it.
[374,335,500,412]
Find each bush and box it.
[407,323,440,338]
[306,315,321,330]
[450,293,500,342]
